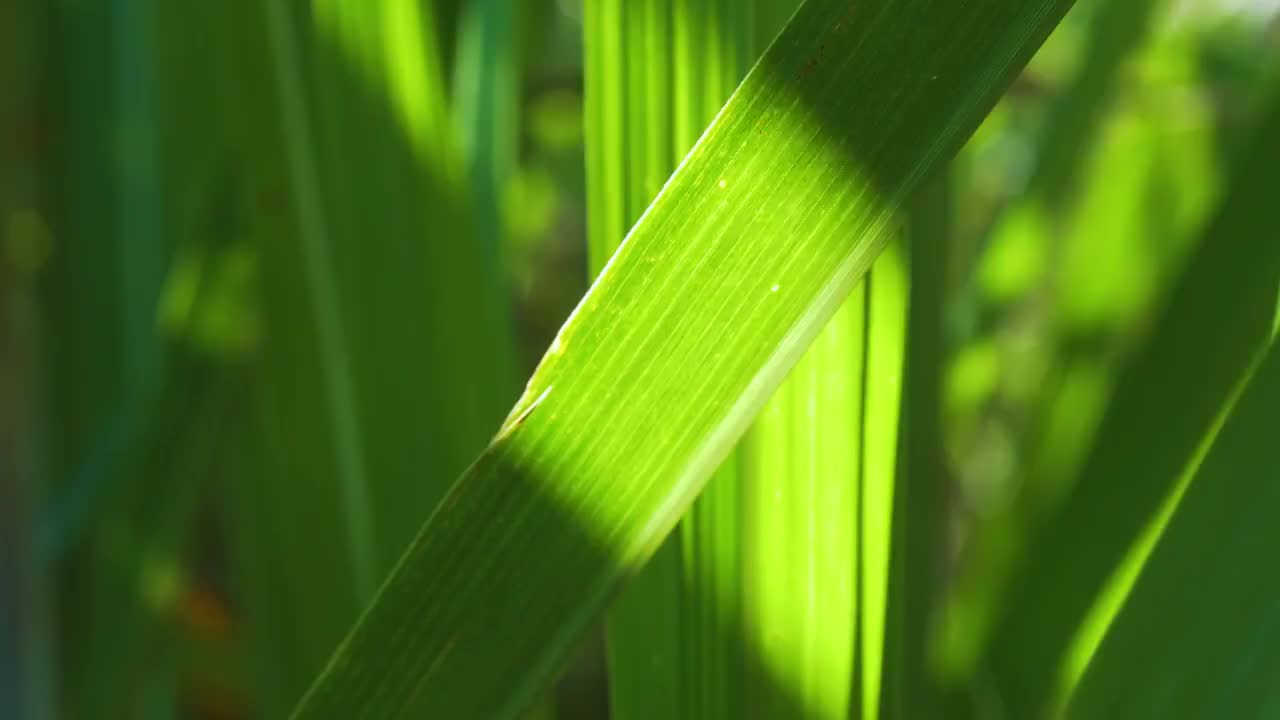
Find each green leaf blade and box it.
[982,82,1280,717]
[292,1,1077,715]
[585,2,752,719]
[1069,338,1280,719]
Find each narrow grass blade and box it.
[453,0,520,270]
[145,0,515,713]
[585,3,752,719]
[741,285,866,720]
[859,241,910,720]
[293,2,1077,715]
[301,0,517,571]
[739,4,902,719]
[267,0,377,600]
[1068,338,1280,718]
[980,83,1280,718]
[880,173,953,720]
[147,4,372,713]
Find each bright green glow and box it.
[977,201,1050,303]
[381,0,451,163]
[536,102,887,546]
[946,339,1001,420]
[587,3,751,717]
[593,3,886,717]
[861,241,910,720]
[294,1,1077,714]
[1056,88,1216,334]
[313,0,460,169]
[743,290,864,720]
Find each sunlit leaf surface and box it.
[291,1,1077,715]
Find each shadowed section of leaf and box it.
[982,84,1280,718]
[0,1,51,713]
[292,1,1077,715]
[132,1,518,714]
[1069,338,1280,719]
[453,0,520,271]
[881,172,953,720]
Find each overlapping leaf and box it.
[292,1,1077,716]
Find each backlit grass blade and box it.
[741,284,866,720]
[859,243,910,720]
[595,6,920,720]
[595,4,938,720]
[292,2,1077,715]
[738,3,907,719]
[879,173,953,720]
[1068,337,1280,718]
[267,0,378,600]
[584,2,752,719]
[980,83,1280,718]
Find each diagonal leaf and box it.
[584,2,753,719]
[1069,337,1280,719]
[292,1,1077,716]
[980,83,1280,718]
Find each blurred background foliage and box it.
[1,0,1278,718]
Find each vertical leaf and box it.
[880,172,953,720]
[224,0,517,713]
[584,2,751,718]
[453,0,520,269]
[741,287,866,720]
[859,241,910,720]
